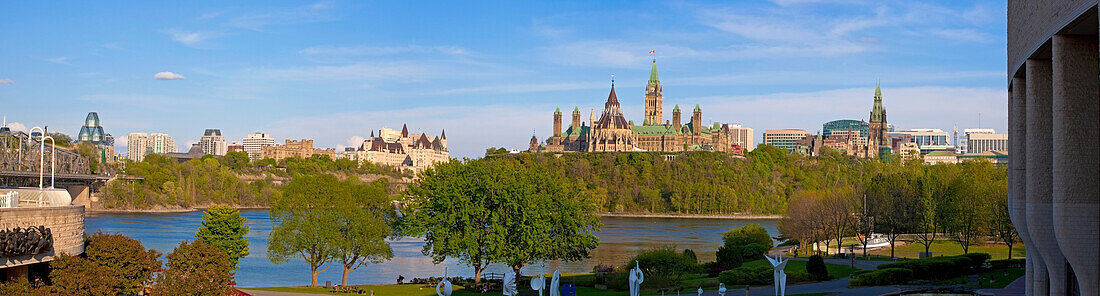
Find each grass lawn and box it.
[248,286,828,296]
[973,268,1025,289]
[741,259,858,279]
[867,240,1025,259]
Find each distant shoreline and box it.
[86,207,782,219]
[597,213,783,220]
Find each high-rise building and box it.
[962,129,1007,154]
[127,132,176,161]
[199,129,227,156]
[726,124,754,152]
[243,132,275,160]
[763,129,810,152]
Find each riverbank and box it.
[85,205,270,214]
[597,212,783,220]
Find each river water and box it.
[86,210,779,287]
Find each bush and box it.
[722,224,772,247]
[715,225,772,269]
[740,243,769,260]
[48,254,121,295]
[961,253,991,270]
[625,246,700,289]
[715,245,744,269]
[989,259,1025,269]
[850,268,913,286]
[806,255,830,281]
[717,265,772,285]
[151,240,234,295]
[877,255,975,280]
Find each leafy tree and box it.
[195,204,251,268]
[806,255,830,280]
[268,174,344,287]
[865,166,919,258]
[218,151,251,171]
[152,240,234,296]
[48,132,72,147]
[332,178,396,286]
[990,187,1019,259]
[83,232,163,293]
[625,246,700,288]
[484,147,509,157]
[716,224,772,266]
[942,161,1002,254]
[48,254,120,295]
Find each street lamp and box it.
[28,127,44,189]
[42,135,56,188]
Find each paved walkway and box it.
[238,289,330,296]
[975,277,1025,296]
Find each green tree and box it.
[219,151,251,171]
[83,232,163,294]
[152,240,235,296]
[268,174,343,287]
[865,166,919,258]
[332,179,396,286]
[195,204,251,268]
[404,159,501,285]
[942,161,1002,254]
[48,254,120,295]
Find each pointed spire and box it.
[694,104,701,112]
[441,129,446,139]
[573,106,579,114]
[648,60,659,85]
[605,83,620,108]
[401,124,409,137]
[370,130,375,137]
[673,104,680,111]
[555,107,561,114]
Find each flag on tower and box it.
[649,50,655,53]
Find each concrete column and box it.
[1051,34,1099,295]
[1009,77,1033,295]
[1025,58,1065,296]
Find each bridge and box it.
[1,130,133,205]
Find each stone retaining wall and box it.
[0,205,85,269]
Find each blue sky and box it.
[0,0,1008,158]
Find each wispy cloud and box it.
[154,72,187,80]
[0,79,13,85]
[299,45,471,63]
[228,1,337,31]
[46,56,71,65]
[250,62,435,82]
[166,29,218,48]
[428,82,605,96]
[75,94,179,106]
[929,28,992,43]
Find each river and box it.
[86,210,779,287]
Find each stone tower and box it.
[868,84,888,146]
[672,104,681,131]
[553,107,562,138]
[644,60,663,126]
[692,104,702,135]
[571,107,581,129]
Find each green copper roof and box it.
[555,107,561,114]
[870,84,885,123]
[573,106,579,113]
[673,104,680,111]
[564,126,589,138]
[694,104,701,112]
[631,124,681,135]
[648,60,659,85]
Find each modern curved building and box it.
[1008,1,1098,295]
[822,119,869,137]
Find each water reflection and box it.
[87,210,778,287]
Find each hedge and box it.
[876,253,991,280]
[849,268,914,286]
[989,258,1025,270]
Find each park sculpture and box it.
[549,270,561,296]
[697,286,703,296]
[628,261,644,296]
[718,283,726,296]
[765,254,788,296]
[531,271,546,296]
[503,271,518,296]
[436,268,452,296]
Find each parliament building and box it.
[530,61,744,153]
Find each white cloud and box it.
[166,30,216,48]
[346,136,364,147]
[6,122,27,133]
[228,1,337,31]
[46,57,71,65]
[929,28,991,43]
[0,78,13,85]
[154,72,187,80]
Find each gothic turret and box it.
[553,107,562,143]
[644,60,663,126]
[571,107,581,129]
[672,104,682,131]
[692,104,702,135]
[868,83,888,147]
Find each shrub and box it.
[606,272,629,290]
[722,224,772,247]
[625,246,700,289]
[989,259,1025,269]
[740,243,769,261]
[850,268,913,286]
[715,244,745,269]
[48,254,121,295]
[84,232,163,293]
[806,255,830,281]
[785,271,813,283]
[683,249,697,264]
[152,240,234,295]
[0,279,34,296]
[877,255,975,280]
[961,253,991,270]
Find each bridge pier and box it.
[65,185,90,206]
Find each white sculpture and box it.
[531,271,545,296]
[436,268,452,296]
[549,270,561,296]
[765,255,788,296]
[718,283,726,296]
[697,287,703,296]
[628,261,645,296]
[503,271,518,296]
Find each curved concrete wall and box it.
[1052,34,1099,296]
[1008,0,1095,78]
[0,205,85,269]
[1025,59,1064,295]
[1007,78,1034,294]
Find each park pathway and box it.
[238,289,330,296]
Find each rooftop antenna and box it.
[650,49,656,61]
[978,112,982,129]
[611,74,615,87]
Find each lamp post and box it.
[28,127,44,189]
[42,135,56,188]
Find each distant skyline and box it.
[0,1,1008,158]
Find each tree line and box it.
[779,158,1016,258]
